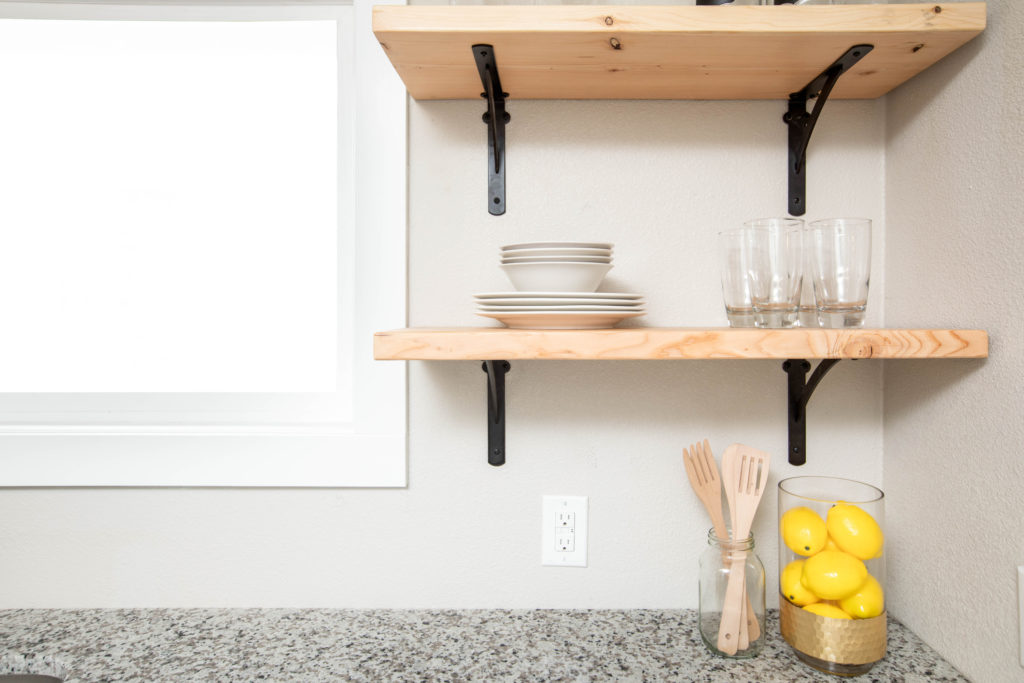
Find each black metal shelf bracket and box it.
[783,44,873,216]
[472,44,511,216]
[482,360,511,466]
[784,358,840,466]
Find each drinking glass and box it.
[798,234,817,328]
[747,218,804,329]
[718,228,756,327]
[806,218,871,328]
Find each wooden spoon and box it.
[717,443,771,655]
[682,440,760,644]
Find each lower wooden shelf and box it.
[373,327,988,361]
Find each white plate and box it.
[501,247,612,258]
[501,256,612,264]
[475,291,643,300]
[477,310,644,330]
[501,241,613,251]
[475,297,646,306]
[478,304,645,312]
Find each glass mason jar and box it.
[698,528,766,658]
[778,477,886,676]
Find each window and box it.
[0,1,406,486]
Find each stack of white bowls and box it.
[475,241,646,329]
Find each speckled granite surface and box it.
[0,609,967,682]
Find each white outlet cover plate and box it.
[542,495,588,567]
[1019,566,1023,668]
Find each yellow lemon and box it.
[780,506,828,557]
[803,602,852,620]
[800,550,868,600]
[826,503,884,561]
[780,560,820,606]
[839,574,885,619]
[824,536,840,552]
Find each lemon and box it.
[800,549,868,600]
[780,506,828,557]
[826,503,884,560]
[780,560,820,606]
[824,536,840,552]
[839,574,885,619]
[803,602,852,620]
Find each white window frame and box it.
[0,0,407,487]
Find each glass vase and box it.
[778,477,886,675]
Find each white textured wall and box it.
[0,97,885,608]
[883,1,1024,680]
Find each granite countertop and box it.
[0,609,966,682]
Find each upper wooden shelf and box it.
[372,3,985,100]
[374,327,988,360]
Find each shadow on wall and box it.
[415,356,880,456]
[882,358,987,422]
[417,98,881,156]
[884,30,987,142]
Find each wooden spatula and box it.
[717,443,771,655]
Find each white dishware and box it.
[476,309,644,330]
[500,261,613,293]
[475,291,642,300]
[476,297,645,306]
[501,247,612,258]
[501,255,612,264]
[477,304,645,312]
[501,241,613,251]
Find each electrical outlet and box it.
[542,496,587,567]
[1018,566,1023,668]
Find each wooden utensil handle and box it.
[717,554,747,655]
[745,591,761,642]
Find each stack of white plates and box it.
[475,291,646,330]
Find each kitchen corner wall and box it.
[883,0,1024,681]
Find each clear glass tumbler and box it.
[698,528,766,659]
[806,218,872,328]
[798,226,817,327]
[718,228,757,327]
[747,217,804,329]
[778,477,886,676]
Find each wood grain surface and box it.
[374,327,988,360]
[373,3,986,100]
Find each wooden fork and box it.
[717,444,771,655]
[683,440,760,645]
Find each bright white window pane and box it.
[0,19,339,393]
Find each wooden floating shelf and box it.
[374,327,989,361]
[372,3,986,100]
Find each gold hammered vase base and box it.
[779,595,887,676]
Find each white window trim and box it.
[0,0,407,487]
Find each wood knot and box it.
[912,43,925,53]
[604,16,614,26]
[842,339,876,359]
[932,5,942,12]
[609,37,622,50]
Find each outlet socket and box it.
[542,496,587,567]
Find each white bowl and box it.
[500,261,612,292]
[501,255,612,264]
[501,247,612,258]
